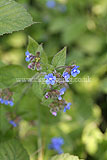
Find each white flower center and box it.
[73,69,76,72]
[49,78,52,80]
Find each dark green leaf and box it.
[0,65,29,89]
[0,107,9,134]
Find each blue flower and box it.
[46,0,56,8]
[9,120,17,127]
[9,100,14,106]
[25,51,30,62]
[48,137,64,154]
[4,100,9,105]
[63,102,71,112]
[71,66,80,77]
[0,98,4,104]
[44,73,56,85]
[0,98,2,102]
[62,72,70,82]
[58,88,66,100]
[25,51,30,56]
[0,98,14,106]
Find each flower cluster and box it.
[25,51,41,71]
[44,65,80,116]
[48,137,64,154]
[63,65,80,82]
[0,89,14,106]
[50,100,72,116]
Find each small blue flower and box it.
[58,88,66,100]
[25,51,30,56]
[25,57,30,62]
[62,72,70,82]
[59,88,66,95]
[48,137,64,154]
[44,73,56,85]
[4,100,9,105]
[71,66,80,77]
[46,0,56,8]
[9,100,14,107]
[25,51,31,62]
[9,120,17,127]
[63,102,71,112]
[0,98,4,104]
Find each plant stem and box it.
[55,65,75,70]
[37,102,43,160]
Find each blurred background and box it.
[0,0,107,160]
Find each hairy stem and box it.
[55,65,75,70]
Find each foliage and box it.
[50,153,82,160]
[0,0,107,160]
[0,139,29,160]
[0,0,34,35]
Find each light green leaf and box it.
[32,74,47,98]
[27,36,48,64]
[0,139,29,160]
[51,153,82,160]
[52,47,66,67]
[37,44,48,64]
[0,0,34,35]
[27,36,39,54]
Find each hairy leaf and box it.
[27,36,39,54]
[27,36,48,64]
[0,139,29,160]
[52,47,66,67]
[0,0,34,35]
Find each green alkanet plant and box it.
[24,36,80,116]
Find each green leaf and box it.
[27,36,39,54]
[50,153,82,160]
[0,106,9,134]
[0,65,29,89]
[32,74,47,98]
[0,0,34,35]
[0,139,30,160]
[27,36,48,64]
[36,44,48,64]
[52,47,66,67]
